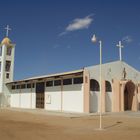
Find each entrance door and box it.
[36,93,44,108]
[124,87,129,110]
[36,82,45,109]
[124,82,135,110]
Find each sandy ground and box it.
[0,108,140,140]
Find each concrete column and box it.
[132,85,138,111]
[112,79,120,112]
[138,84,140,110]
[0,44,6,93]
[83,69,90,113]
[120,82,125,111]
[101,80,105,113]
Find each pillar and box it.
[83,69,90,113]
[112,79,121,112]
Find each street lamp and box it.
[91,34,103,130]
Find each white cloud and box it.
[66,15,93,31]
[59,14,93,36]
[58,31,67,36]
[122,36,133,43]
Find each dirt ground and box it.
[0,109,140,140]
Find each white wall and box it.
[86,61,140,83]
[11,92,20,107]
[45,86,61,111]
[90,91,99,113]
[20,93,31,108]
[10,88,36,109]
[62,84,83,112]
[10,83,84,113]
[105,92,112,112]
[45,84,84,112]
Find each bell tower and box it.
[0,25,15,106]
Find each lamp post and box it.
[91,34,103,130]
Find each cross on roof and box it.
[116,41,124,61]
[4,25,11,37]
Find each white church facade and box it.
[0,29,140,113]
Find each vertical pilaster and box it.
[120,82,125,111]
[0,44,6,93]
[112,79,120,112]
[83,69,90,113]
[101,80,106,113]
[132,85,138,111]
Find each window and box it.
[0,47,2,56]
[16,85,20,89]
[90,79,100,91]
[6,73,10,79]
[32,83,35,88]
[46,81,53,87]
[73,77,83,84]
[54,80,61,86]
[7,46,12,56]
[5,61,11,72]
[105,81,112,92]
[27,83,31,88]
[27,83,35,88]
[63,78,72,85]
[36,82,45,93]
[12,85,15,90]
[21,84,26,89]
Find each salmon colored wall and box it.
[138,85,140,110]
[119,80,138,112]
[132,84,138,111]
[112,79,120,112]
[120,82,125,111]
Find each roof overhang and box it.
[6,69,84,85]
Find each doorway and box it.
[124,81,135,110]
[36,82,45,108]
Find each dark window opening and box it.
[27,83,31,88]
[105,81,112,92]
[63,78,72,85]
[5,61,11,72]
[0,47,2,56]
[12,85,15,90]
[32,83,35,88]
[7,46,12,56]
[54,80,61,86]
[6,73,9,79]
[90,79,100,91]
[46,81,53,87]
[36,82,45,93]
[16,85,20,89]
[73,77,83,84]
[21,84,26,89]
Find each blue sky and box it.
[0,0,140,80]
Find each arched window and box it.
[105,81,112,92]
[90,79,100,91]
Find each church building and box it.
[0,26,140,113]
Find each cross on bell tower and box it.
[4,25,11,37]
[116,41,124,61]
